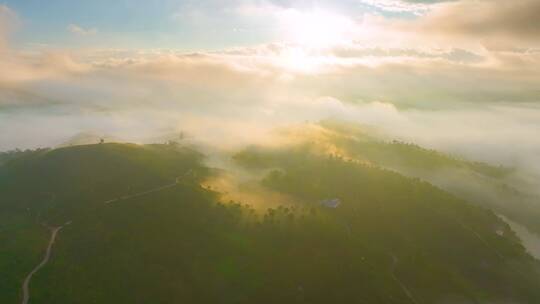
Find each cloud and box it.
[0,5,17,28]
[0,45,537,153]
[0,2,538,185]
[359,0,433,14]
[401,0,455,3]
[67,24,98,36]
[409,0,540,48]
[0,41,538,116]
[0,4,18,50]
[0,50,90,86]
[0,8,90,87]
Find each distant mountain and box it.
[1,141,539,303]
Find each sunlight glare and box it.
[280,9,355,48]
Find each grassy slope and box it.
[1,142,539,303]
[0,143,207,303]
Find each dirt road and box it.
[21,222,69,304]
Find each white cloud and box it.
[359,0,433,14]
[0,4,18,50]
[387,0,540,50]
[67,24,98,36]
[0,1,538,183]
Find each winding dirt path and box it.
[104,172,192,204]
[21,222,69,304]
[104,181,178,204]
[20,172,193,303]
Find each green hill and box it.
[0,143,208,303]
[1,142,539,303]
[271,121,540,236]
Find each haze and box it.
[2,2,540,303]
[0,0,538,169]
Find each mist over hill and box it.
[2,126,540,303]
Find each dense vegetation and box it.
[1,141,539,303]
[277,121,540,235]
[0,143,208,303]
[234,144,540,303]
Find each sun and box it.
[279,9,354,48]
[273,9,355,72]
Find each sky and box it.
[1,0,540,177]
[1,0,432,49]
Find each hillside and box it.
[270,121,540,236]
[0,143,209,303]
[233,145,540,302]
[1,142,539,303]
